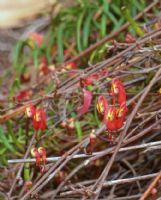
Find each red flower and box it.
[115,103,127,129]
[25,104,36,118]
[38,147,46,165]
[65,62,77,70]
[96,95,108,115]
[103,104,127,131]
[31,147,46,173]
[89,130,96,154]
[78,89,93,116]
[29,32,44,47]
[61,63,77,72]
[39,57,49,76]
[125,33,136,43]
[61,118,75,130]
[111,79,126,105]
[97,79,127,134]
[13,90,32,102]
[31,147,40,166]
[33,108,47,131]
[81,68,108,87]
[62,62,77,77]
[81,73,99,86]
[103,107,117,131]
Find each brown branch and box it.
[0,104,29,124]
[139,171,161,200]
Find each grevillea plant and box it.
[97,79,127,139]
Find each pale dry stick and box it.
[51,119,161,199]
[89,67,161,200]
[7,134,35,199]
[8,140,161,164]
[139,171,161,200]
[59,173,158,197]
[20,126,106,200]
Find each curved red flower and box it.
[78,89,93,116]
[111,79,126,105]
[38,147,46,165]
[33,108,47,131]
[115,103,127,129]
[103,107,117,131]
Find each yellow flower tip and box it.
[25,107,32,118]
[34,112,41,122]
[30,148,37,157]
[97,102,104,113]
[112,84,118,94]
[106,110,115,121]
[117,107,124,118]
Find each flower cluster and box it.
[31,147,46,174]
[97,79,127,133]
[25,104,47,139]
